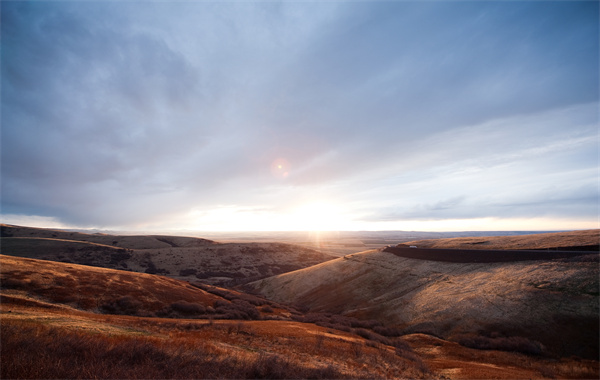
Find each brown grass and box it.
[405,333,599,380]
[0,254,222,316]
[2,230,598,379]
[0,224,337,287]
[0,319,342,379]
[401,229,599,250]
[0,254,434,378]
[0,312,433,379]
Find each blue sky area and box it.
[1,1,598,231]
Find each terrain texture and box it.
[399,229,599,251]
[0,224,335,286]
[249,230,600,360]
[2,254,597,379]
[1,226,598,379]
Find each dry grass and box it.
[0,224,337,286]
[0,254,222,315]
[0,310,433,379]
[0,254,434,379]
[0,224,214,249]
[405,333,599,380]
[401,229,599,250]
[250,247,599,360]
[2,226,599,379]
[1,319,340,379]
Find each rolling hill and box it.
[398,229,599,251]
[2,253,597,379]
[248,231,599,360]
[0,254,434,379]
[0,224,336,286]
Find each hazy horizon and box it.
[0,221,578,235]
[2,1,598,232]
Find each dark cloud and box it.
[1,1,597,229]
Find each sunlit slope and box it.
[249,248,599,358]
[3,255,598,378]
[0,254,222,315]
[400,229,599,250]
[0,255,434,379]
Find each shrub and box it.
[391,338,413,352]
[1,278,28,289]
[260,305,273,313]
[110,251,132,263]
[101,296,142,316]
[457,334,545,356]
[350,319,382,329]
[373,325,403,337]
[213,299,261,320]
[170,301,205,315]
[353,328,391,346]
[245,353,342,379]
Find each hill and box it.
[399,229,599,251]
[0,254,434,379]
[2,254,597,379]
[0,224,336,286]
[248,231,599,360]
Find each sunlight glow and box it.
[182,201,354,232]
[288,202,349,231]
[270,158,290,179]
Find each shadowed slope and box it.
[0,255,435,379]
[2,254,597,379]
[0,224,337,286]
[384,246,596,262]
[249,248,599,359]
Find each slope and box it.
[399,229,599,251]
[3,254,597,379]
[0,224,336,286]
[249,246,599,359]
[0,254,432,379]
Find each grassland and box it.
[0,224,336,286]
[249,246,599,360]
[1,226,598,379]
[400,229,599,251]
[1,254,434,379]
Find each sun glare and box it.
[270,158,290,179]
[289,202,347,231]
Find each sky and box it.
[1,0,598,232]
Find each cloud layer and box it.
[1,1,598,230]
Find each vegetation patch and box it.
[456,332,545,356]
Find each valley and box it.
[0,225,335,287]
[1,225,598,379]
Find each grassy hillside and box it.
[249,247,599,359]
[2,254,597,379]
[0,254,431,379]
[0,224,336,286]
[399,229,599,250]
[0,224,215,249]
[1,254,238,318]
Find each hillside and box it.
[399,229,599,251]
[0,254,433,379]
[249,243,599,359]
[2,254,597,379]
[0,224,336,286]
[0,254,279,319]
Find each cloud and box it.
[1,1,598,230]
